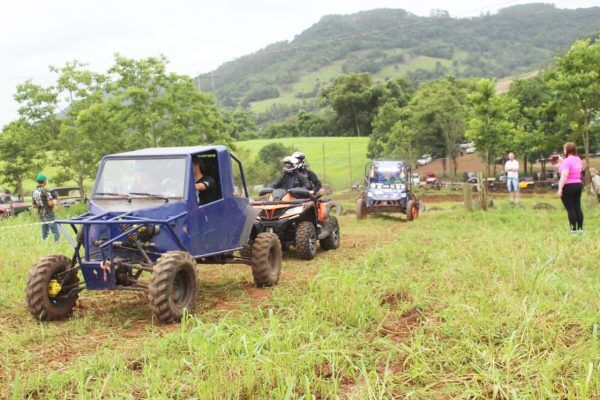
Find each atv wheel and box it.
[296,221,317,259]
[356,197,367,220]
[26,255,80,321]
[320,216,340,250]
[250,232,282,287]
[406,200,419,221]
[148,251,198,323]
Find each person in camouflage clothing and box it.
[32,173,59,242]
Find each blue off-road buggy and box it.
[25,146,282,323]
[356,160,420,221]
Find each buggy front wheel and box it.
[148,251,198,323]
[26,255,80,321]
[406,200,419,221]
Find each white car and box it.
[411,173,421,186]
[416,154,432,166]
[466,147,476,154]
[459,141,474,149]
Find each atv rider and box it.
[269,156,311,190]
[292,151,322,193]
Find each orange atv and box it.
[251,187,340,259]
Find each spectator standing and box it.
[557,142,584,233]
[504,152,519,204]
[32,173,59,242]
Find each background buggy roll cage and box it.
[363,161,413,190]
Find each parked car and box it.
[459,141,474,150]
[416,154,432,166]
[464,172,478,184]
[50,186,84,207]
[519,176,535,189]
[465,146,476,154]
[0,194,31,219]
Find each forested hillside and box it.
[198,4,600,121]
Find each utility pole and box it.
[348,142,352,189]
[322,142,327,184]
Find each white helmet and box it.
[292,151,306,169]
[282,156,299,173]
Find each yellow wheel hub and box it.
[48,279,62,297]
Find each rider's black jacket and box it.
[269,171,310,190]
[299,168,321,192]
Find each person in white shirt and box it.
[504,152,519,204]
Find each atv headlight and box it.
[369,183,376,189]
[283,206,304,216]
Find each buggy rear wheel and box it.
[250,232,282,287]
[295,221,317,260]
[406,200,419,221]
[26,255,80,321]
[148,251,198,323]
[320,216,340,250]
[356,197,367,220]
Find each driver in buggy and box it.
[269,156,311,191]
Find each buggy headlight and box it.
[370,183,376,189]
[283,206,304,216]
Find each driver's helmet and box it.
[292,151,306,169]
[282,156,299,173]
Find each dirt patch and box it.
[380,290,411,310]
[380,307,423,343]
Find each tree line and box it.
[1,38,599,197]
[0,55,239,198]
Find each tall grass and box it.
[1,199,598,398]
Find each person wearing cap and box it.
[292,151,322,193]
[32,173,59,242]
[269,156,310,190]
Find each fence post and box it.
[464,182,473,212]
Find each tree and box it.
[466,79,518,177]
[548,38,600,185]
[320,74,385,136]
[108,54,231,148]
[507,76,566,178]
[257,143,293,181]
[408,78,467,177]
[368,78,414,159]
[0,120,45,198]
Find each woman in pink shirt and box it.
[557,142,583,233]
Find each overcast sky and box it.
[1,0,598,126]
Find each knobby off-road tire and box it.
[320,216,340,251]
[295,221,317,260]
[356,197,367,220]
[26,255,80,321]
[250,232,282,287]
[148,251,198,323]
[406,199,419,222]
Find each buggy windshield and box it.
[93,157,187,200]
[369,162,407,184]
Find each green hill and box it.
[198,4,600,121]
[235,136,369,190]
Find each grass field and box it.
[0,192,598,398]
[235,136,370,190]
